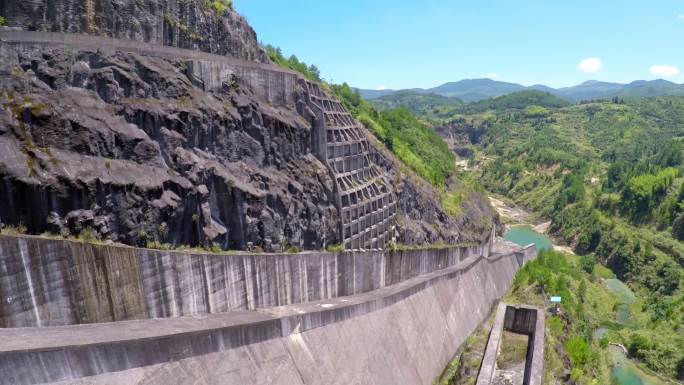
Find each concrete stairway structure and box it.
[476,303,545,385]
[302,80,396,250]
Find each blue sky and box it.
[234,1,684,89]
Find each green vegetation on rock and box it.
[332,83,455,186]
[204,0,232,15]
[264,45,322,82]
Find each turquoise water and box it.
[606,278,636,325]
[613,366,647,385]
[503,225,552,251]
[606,279,636,304]
[594,327,608,340]
[502,226,662,385]
[609,346,665,385]
[603,282,663,385]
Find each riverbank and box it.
[489,196,575,255]
[493,197,683,385]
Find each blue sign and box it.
[550,296,562,303]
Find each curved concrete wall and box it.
[0,232,493,327]
[0,244,534,385]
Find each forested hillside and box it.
[440,96,684,380]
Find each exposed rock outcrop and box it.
[0,0,267,62]
[0,43,338,250]
[368,134,495,245]
[0,2,497,251]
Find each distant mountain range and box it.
[357,78,684,102]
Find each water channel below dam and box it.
[503,225,667,385]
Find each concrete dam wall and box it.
[0,233,535,385]
[0,232,493,328]
[0,30,532,385]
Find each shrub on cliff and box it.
[332,83,455,187]
[264,45,322,82]
[204,0,232,15]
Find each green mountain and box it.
[358,78,526,102]
[373,90,571,119]
[457,90,571,113]
[358,78,684,103]
[441,97,684,379]
[369,90,463,115]
[426,79,527,101]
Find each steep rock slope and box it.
[0,44,338,250]
[0,0,266,62]
[0,2,497,250]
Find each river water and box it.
[503,225,552,251]
[502,226,669,385]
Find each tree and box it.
[628,334,650,360]
[308,64,321,82]
[579,255,596,274]
[672,213,684,241]
[565,336,590,367]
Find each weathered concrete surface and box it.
[476,302,545,385]
[0,243,535,385]
[0,232,493,327]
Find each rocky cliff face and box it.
[0,1,497,251]
[435,119,489,158]
[368,135,495,245]
[0,43,338,250]
[0,0,266,62]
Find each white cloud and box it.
[678,14,684,20]
[650,64,680,77]
[376,85,388,91]
[482,72,497,79]
[578,58,603,73]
